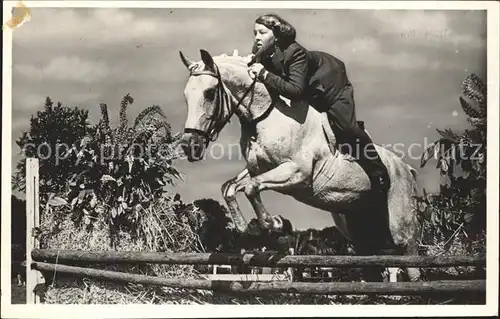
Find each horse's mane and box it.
[213,49,254,66]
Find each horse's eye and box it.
[204,88,216,100]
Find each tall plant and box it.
[418,73,486,242]
[47,94,185,247]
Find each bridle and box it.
[183,63,259,146]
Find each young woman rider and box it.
[248,13,391,195]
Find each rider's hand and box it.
[248,63,267,80]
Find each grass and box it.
[11,278,26,304]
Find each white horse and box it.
[178,49,422,282]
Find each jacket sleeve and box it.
[260,46,308,100]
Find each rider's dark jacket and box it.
[259,41,358,130]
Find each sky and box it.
[10,8,486,230]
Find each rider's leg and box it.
[348,124,391,193]
[326,83,390,193]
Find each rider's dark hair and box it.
[255,13,296,44]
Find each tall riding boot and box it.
[354,131,391,194]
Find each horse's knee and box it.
[221,180,232,197]
[222,181,236,201]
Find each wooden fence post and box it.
[26,158,43,304]
[288,248,294,282]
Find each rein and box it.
[184,64,267,145]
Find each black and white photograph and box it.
[2,1,498,317]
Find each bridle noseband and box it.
[183,64,258,146]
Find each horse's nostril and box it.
[180,139,194,158]
[181,142,190,154]
[179,133,207,161]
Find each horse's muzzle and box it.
[180,132,207,162]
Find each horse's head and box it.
[178,49,273,162]
[178,49,233,162]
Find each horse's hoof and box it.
[258,220,273,231]
[269,215,286,233]
[240,179,259,197]
[247,219,263,236]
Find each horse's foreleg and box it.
[233,162,307,230]
[222,169,251,197]
[245,192,274,230]
[331,213,351,242]
[221,169,251,233]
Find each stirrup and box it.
[370,175,390,193]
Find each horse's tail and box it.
[407,164,418,180]
[406,164,419,196]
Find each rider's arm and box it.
[259,46,308,100]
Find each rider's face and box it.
[253,23,275,51]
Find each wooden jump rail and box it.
[31,248,486,268]
[24,158,487,303]
[31,261,485,296]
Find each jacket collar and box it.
[271,46,285,65]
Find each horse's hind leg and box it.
[345,204,399,282]
[402,242,423,282]
[331,213,351,242]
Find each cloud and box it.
[372,10,486,49]
[66,92,102,104]
[107,57,185,84]
[328,37,448,71]
[44,56,109,83]
[14,93,46,111]
[373,104,429,121]
[14,64,42,80]
[382,52,432,70]
[13,8,216,47]
[11,119,28,133]
[15,56,110,83]
[298,10,486,71]
[348,37,380,52]
[372,10,449,34]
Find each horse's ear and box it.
[179,51,195,70]
[200,49,215,70]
